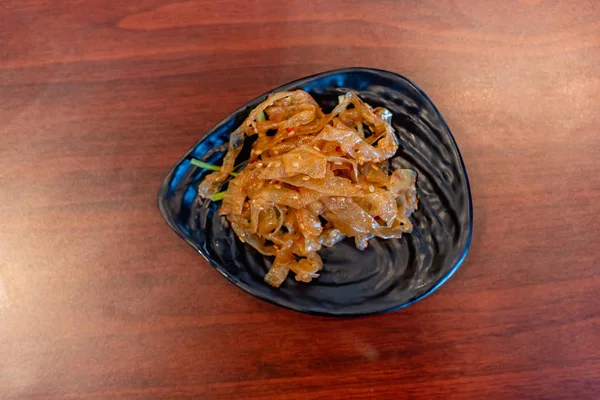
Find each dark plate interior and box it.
[158,67,472,316]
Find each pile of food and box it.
[197,90,417,287]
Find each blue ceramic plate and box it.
[158,68,472,316]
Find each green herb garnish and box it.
[191,158,238,177]
[211,191,226,201]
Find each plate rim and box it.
[157,67,473,317]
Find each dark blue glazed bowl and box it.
[158,68,472,316]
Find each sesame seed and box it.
[369,185,375,193]
[274,184,281,189]
[333,161,342,165]
[313,146,320,151]
[292,162,300,168]
[273,150,279,155]
[256,162,263,167]
[302,176,310,181]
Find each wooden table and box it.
[2,1,599,399]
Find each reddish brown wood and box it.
[1,1,599,399]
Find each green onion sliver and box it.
[211,192,226,201]
[191,158,238,177]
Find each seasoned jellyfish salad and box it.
[196,90,418,287]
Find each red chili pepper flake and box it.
[273,180,280,185]
[335,146,342,152]
[286,127,295,133]
[292,186,300,192]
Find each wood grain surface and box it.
[1,1,599,399]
